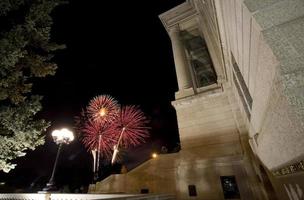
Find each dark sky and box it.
[1,0,185,192]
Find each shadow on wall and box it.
[259,165,277,200]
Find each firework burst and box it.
[114,105,150,149]
[87,95,119,125]
[82,120,117,161]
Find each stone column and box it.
[169,25,194,98]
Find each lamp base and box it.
[41,182,58,192]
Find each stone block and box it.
[253,0,304,30]
[248,18,261,95]
[250,37,278,133]
[244,0,283,13]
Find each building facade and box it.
[91,1,304,199]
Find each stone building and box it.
[90,0,304,199]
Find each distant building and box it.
[91,1,304,199]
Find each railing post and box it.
[45,193,51,200]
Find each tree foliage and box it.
[0,0,65,173]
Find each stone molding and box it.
[172,86,222,109]
[159,2,197,33]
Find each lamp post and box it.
[42,128,74,192]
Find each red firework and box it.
[87,95,119,125]
[114,105,150,148]
[82,120,117,160]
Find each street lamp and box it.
[42,128,74,192]
[152,153,158,158]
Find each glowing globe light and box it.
[51,128,74,144]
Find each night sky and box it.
[0,0,184,192]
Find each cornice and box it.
[159,2,197,33]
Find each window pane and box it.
[140,188,149,194]
[182,31,217,88]
[220,176,240,199]
[188,185,197,196]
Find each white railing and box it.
[0,193,175,200]
[51,194,139,200]
[125,194,175,200]
[0,193,47,200]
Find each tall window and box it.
[231,54,252,120]
[181,31,217,89]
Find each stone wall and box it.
[172,90,240,149]
[217,0,304,171]
[215,0,304,199]
[94,144,261,199]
